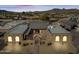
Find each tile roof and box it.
[7,23,28,34]
[48,25,70,34]
[30,20,49,29]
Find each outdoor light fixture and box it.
[8,36,12,42]
[55,36,60,42]
[63,36,67,42]
[15,36,20,42]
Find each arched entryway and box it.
[33,34,42,53]
[33,34,41,45]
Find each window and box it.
[15,36,20,42]
[63,36,67,42]
[55,36,60,42]
[8,36,12,42]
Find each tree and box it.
[22,11,26,15]
[69,16,78,23]
[40,13,50,21]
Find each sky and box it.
[0,5,79,12]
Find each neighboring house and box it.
[60,16,78,31]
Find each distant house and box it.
[60,16,78,31]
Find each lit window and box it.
[15,36,20,42]
[8,36,12,42]
[55,36,60,42]
[63,36,67,42]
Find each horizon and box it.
[0,5,79,12]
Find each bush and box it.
[47,42,52,46]
[23,43,29,46]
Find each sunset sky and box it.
[0,5,79,12]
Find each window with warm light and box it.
[8,36,12,42]
[55,36,60,42]
[15,36,20,42]
[63,36,67,42]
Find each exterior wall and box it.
[24,29,72,45]
[4,29,72,45]
[40,30,50,40]
[4,33,23,44]
[46,33,72,44]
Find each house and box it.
[3,20,77,53]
